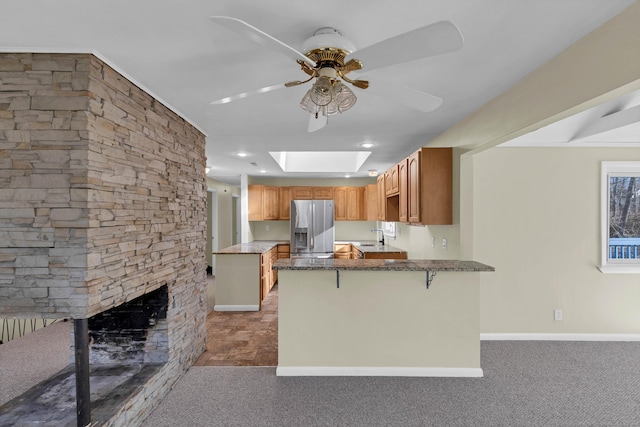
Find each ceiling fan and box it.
[210,16,464,132]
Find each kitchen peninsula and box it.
[214,241,408,311]
[273,258,494,377]
[213,240,288,311]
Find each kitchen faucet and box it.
[371,228,385,246]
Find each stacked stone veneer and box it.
[0,53,207,425]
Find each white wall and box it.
[474,147,640,334]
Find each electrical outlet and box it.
[554,309,563,321]
[442,238,447,251]
[431,237,435,248]
[265,224,269,231]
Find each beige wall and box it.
[278,270,481,373]
[413,3,640,336]
[474,147,640,334]
[206,177,240,264]
[214,254,261,309]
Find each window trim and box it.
[599,161,640,273]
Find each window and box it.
[600,162,640,273]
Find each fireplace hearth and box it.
[0,287,170,426]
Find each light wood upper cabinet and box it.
[377,175,386,221]
[279,187,291,220]
[385,165,399,196]
[313,187,334,200]
[364,184,378,221]
[263,186,279,220]
[346,187,365,220]
[250,184,377,221]
[248,185,265,221]
[291,186,334,200]
[408,151,421,223]
[248,185,279,221]
[398,158,408,223]
[291,186,313,200]
[334,187,348,220]
[408,147,452,225]
[334,187,365,221]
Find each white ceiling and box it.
[0,0,636,186]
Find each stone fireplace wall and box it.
[0,53,207,425]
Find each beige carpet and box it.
[142,341,640,427]
[0,320,72,406]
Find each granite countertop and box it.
[335,240,407,254]
[214,240,288,255]
[273,258,495,272]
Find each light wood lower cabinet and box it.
[334,244,352,259]
[260,251,270,302]
[277,243,290,259]
[351,245,363,259]
[335,243,408,260]
[261,246,281,302]
[363,252,407,260]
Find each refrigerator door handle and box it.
[310,203,315,249]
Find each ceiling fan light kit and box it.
[300,68,358,118]
[209,16,464,132]
[291,30,365,120]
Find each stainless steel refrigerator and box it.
[290,200,335,259]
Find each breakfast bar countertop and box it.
[273,258,494,272]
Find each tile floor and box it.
[195,283,278,366]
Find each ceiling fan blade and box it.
[364,79,443,112]
[210,16,315,67]
[308,113,328,133]
[348,21,463,72]
[210,83,287,105]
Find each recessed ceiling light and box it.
[236,152,249,157]
[259,170,267,174]
[368,170,378,177]
[359,142,375,148]
[344,174,351,178]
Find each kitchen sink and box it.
[358,243,379,247]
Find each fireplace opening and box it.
[89,286,169,365]
[0,285,170,427]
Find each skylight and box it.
[269,151,371,173]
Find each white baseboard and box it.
[276,366,483,377]
[213,304,259,312]
[481,333,640,342]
